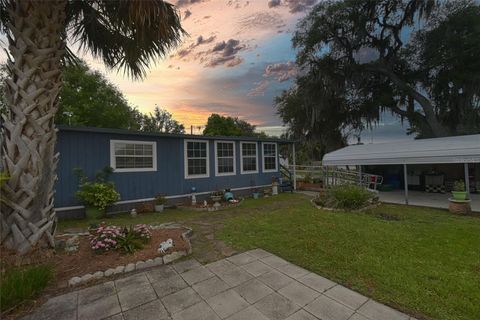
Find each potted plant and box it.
[452,180,467,200]
[76,182,120,219]
[74,167,120,219]
[155,194,167,212]
[224,188,234,201]
[252,188,260,199]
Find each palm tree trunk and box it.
[1,0,66,254]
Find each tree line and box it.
[1,62,266,137]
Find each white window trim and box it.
[214,141,236,176]
[184,139,210,179]
[262,142,278,173]
[240,141,258,174]
[110,140,157,173]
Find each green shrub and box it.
[155,194,167,205]
[315,184,376,210]
[76,182,120,212]
[0,265,53,312]
[303,172,312,183]
[74,166,120,214]
[117,226,144,254]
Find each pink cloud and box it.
[249,61,298,95]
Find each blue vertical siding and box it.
[54,130,282,208]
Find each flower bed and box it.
[88,223,153,254]
[1,226,191,288]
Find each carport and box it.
[322,134,480,207]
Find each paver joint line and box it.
[22,250,413,320]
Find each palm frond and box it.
[64,45,82,67]
[66,0,186,79]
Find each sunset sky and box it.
[75,0,411,142]
[0,0,412,142]
[84,0,310,137]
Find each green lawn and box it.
[217,194,480,320]
[59,194,480,319]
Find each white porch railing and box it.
[289,165,383,191]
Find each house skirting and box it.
[55,184,272,220]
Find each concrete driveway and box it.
[379,190,480,212]
[22,249,414,320]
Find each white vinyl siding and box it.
[110,140,157,172]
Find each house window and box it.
[110,140,157,172]
[241,142,258,174]
[262,143,277,172]
[215,141,236,176]
[185,140,209,178]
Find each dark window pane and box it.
[242,143,256,156]
[264,156,276,170]
[242,157,256,171]
[188,158,207,175]
[144,145,153,155]
[264,143,276,156]
[115,143,126,155]
[134,144,144,155]
[134,157,152,168]
[116,156,127,168]
[218,158,234,173]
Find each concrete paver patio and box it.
[23,250,416,320]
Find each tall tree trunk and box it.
[1,0,66,254]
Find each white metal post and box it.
[292,143,297,190]
[464,163,470,199]
[324,166,328,188]
[403,164,409,205]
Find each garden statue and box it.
[158,238,173,253]
[272,176,279,195]
[130,209,137,217]
[191,186,197,205]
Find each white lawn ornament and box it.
[191,193,197,205]
[158,238,173,253]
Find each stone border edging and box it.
[310,198,381,212]
[67,226,193,287]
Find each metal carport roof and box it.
[322,134,480,166]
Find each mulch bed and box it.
[2,228,189,286]
[1,228,190,319]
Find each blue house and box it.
[55,126,294,218]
